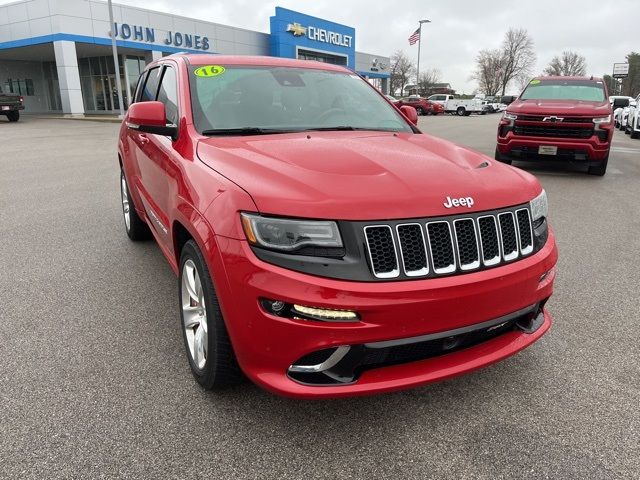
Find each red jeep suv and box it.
[496,76,613,176]
[118,54,557,398]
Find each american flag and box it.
[408,28,420,45]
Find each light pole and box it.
[416,19,430,96]
[108,0,125,118]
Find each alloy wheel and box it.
[181,259,208,369]
[121,174,131,231]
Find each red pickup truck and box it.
[495,76,613,176]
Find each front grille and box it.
[513,124,593,139]
[363,205,534,279]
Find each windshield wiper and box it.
[302,126,399,132]
[201,127,296,136]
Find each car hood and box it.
[196,131,540,220]
[508,99,611,116]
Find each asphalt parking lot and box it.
[1,114,639,479]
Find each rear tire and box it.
[456,107,465,116]
[120,170,151,241]
[179,240,242,389]
[416,107,424,116]
[7,111,19,122]
[494,147,512,165]
[588,154,608,176]
[631,119,639,139]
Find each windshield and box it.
[521,79,606,102]
[189,65,413,134]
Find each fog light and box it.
[292,304,359,322]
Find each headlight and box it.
[530,189,548,222]
[241,213,343,252]
[592,115,611,125]
[503,112,517,121]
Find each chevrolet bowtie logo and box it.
[286,22,307,36]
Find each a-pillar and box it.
[53,40,84,116]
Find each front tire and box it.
[179,240,242,389]
[631,119,639,139]
[588,154,608,176]
[7,111,19,122]
[416,107,424,116]
[494,147,512,165]
[120,170,151,241]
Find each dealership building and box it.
[0,1,390,115]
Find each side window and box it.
[139,67,161,102]
[156,66,179,126]
[133,72,147,103]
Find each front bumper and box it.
[497,131,610,164]
[214,230,558,399]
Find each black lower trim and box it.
[288,301,547,385]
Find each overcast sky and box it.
[6,0,636,93]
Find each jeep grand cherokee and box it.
[118,55,557,398]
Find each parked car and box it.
[0,84,24,122]
[385,94,397,102]
[496,76,613,176]
[394,96,443,115]
[119,54,557,398]
[620,100,636,133]
[610,96,632,128]
[624,94,640,139]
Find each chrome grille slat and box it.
[396,223,429,276]
[453,218,480,270]
[426,221,456,274]
[364,225,400,279]
[498,212,519,261]
[516,209,533,256]
[362,206,533,279]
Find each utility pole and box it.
[108,0,125,118]
[416,19,430,96]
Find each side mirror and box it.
[501,95,517,105]
[612,98,629,109]
[127,101,177,139]
[400,105,418,126]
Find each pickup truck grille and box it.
[363,206,533,279]
[513,125,593,139]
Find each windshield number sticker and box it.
[194,65,226,78]
[529,79,541,85]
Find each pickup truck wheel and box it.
[456,107,465,116]
[7,111,19,122]
[179,240,242,389]
[494,147,512,165]
[631,119,639,139]
[588,155,608,176]
[120,170,151,241]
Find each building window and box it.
[5,78,35,96]
[297,49,347,66]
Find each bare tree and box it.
[389,50,415,97]
[498,28,536,95]
[417,68,441,96]
[470,49,504,96]
[544,51,587,76]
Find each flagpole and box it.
[416,19,430,95]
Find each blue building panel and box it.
[270,7,355,68]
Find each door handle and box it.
[139,133,149,145]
